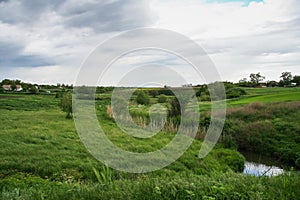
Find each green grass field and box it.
[228,88,300,105]
[0,88,300,199]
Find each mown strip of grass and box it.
[228,91,300,106]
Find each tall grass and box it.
[1,171,300,200]
[222,102,300,168]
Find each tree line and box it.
[238,71,300,87]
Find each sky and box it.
[0,0,299,85]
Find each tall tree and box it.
[280,72,292,86]
[249,72,265,86]
[292,75,300,86]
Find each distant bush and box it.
[136,91,150,105]
[226,87,246,98]
[157,94,167,103]
[29,86,39,94]
[157,88,174,96]
[148,89,158,98]
[200,94,211,101]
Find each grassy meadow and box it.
[0,87,300,199]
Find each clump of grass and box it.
[93,165,114,187]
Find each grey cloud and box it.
[0,41,54,68]
[0,0,154,32]
[58,0,154,32]
[0,0,154,71]
[0,0,63,24]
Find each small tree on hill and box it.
[60,92,72,118]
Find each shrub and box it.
[136,91,150,105]
[226,87,246,99]
[157,94,167,103]
[29,86,39,94]
[168,97,181,117]
[148,89,158,98]
[59,92,72,118]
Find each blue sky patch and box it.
[206,0,263,6]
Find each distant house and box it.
[182,83,193,87]
[259,83,267,88]
[2,84,23,91]
[2,85,11,91]
[16,85,23,91]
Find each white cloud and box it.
[150,0,300,82]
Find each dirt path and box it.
[0,95,23,99]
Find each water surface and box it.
[241,151,284,177]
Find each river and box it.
[241,151,284,177]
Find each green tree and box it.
[149,90,158,98]
[60,92,72,118]
[280,72,293,86]
[238,78,252,87]
[249,72,265,86]
[292,75,300,86]
[1,79,12,85]
[29,85,39,94]
[10,82,17,91]
[195,85,208,97]
[168,94,190,117]
[136,90,150,105]
[169,97,181,117]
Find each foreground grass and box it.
[1,172,300,200]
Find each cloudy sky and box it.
[0,0,299,85]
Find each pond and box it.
[241,151,284,177]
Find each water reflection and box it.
[243,161,284,176]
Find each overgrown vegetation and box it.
[220,102,300,168]
[0,84,300,199]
